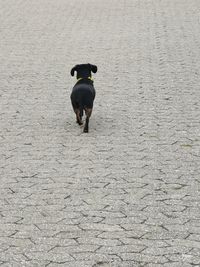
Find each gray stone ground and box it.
[0,0,200,266]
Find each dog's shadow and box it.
[64,112,117,137]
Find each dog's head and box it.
[70,63,97,79]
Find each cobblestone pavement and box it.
[0,0,200,266]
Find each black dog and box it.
[70,63,97,133]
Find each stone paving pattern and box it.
[0,0,200,266]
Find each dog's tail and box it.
[78,98,84,117]
[80,104,84,117]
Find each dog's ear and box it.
[70,65,78,76]
[89,64,97,73]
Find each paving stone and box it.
[0,0,200,266]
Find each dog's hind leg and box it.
[83,108,92,133]
[74,108,83,125]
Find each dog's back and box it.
[71,79,96,111]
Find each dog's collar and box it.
[77,76,93,82]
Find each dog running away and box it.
[70,63,98,133]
